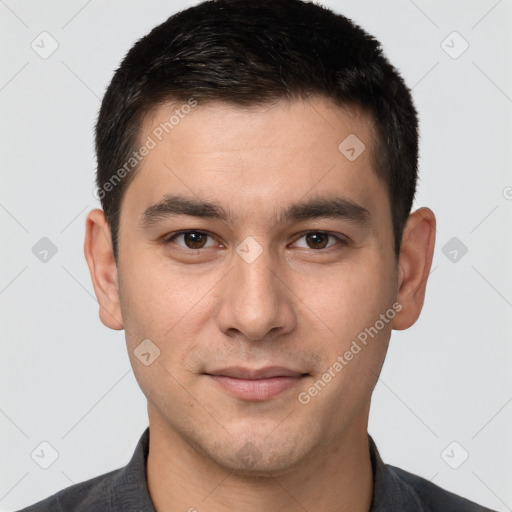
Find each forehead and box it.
[142,97,374,165]
[123,96,388,227]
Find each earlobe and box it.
[392,207,436,331]
[83,209,124,330]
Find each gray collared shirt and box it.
[17,427,496,511]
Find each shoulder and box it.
[16,428,154,512]
[15,467,122,512]
[388,463,497,512]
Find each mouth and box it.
[204,366,309,401]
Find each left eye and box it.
[292,232,343,250]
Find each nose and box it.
[216,242,297,342]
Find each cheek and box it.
[297,263,393,429]
[297,258,393,342]
[117,249,221,352]
[117,249,172,345]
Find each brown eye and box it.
[183,232,208,248]
[166,231,216,249]
[305,232,329,249]
[292,231,345,250]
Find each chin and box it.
[204,432,313,477]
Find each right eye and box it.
[163,230,220,250]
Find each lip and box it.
[205,366,308,401]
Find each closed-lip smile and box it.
[205,366,309,401]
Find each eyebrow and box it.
[140,194,371,228]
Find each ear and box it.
[84,209,123,330]
[392,207,436,330]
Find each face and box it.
[114,97,400,474]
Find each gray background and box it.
[1,0,511,510]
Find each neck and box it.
[146,412,373,512]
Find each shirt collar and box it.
[111,426,155,512]
[368,434,425,511]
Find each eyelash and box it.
[163,230,348,252]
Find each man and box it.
[18,0,496,510]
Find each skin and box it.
[84,96,436,512]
